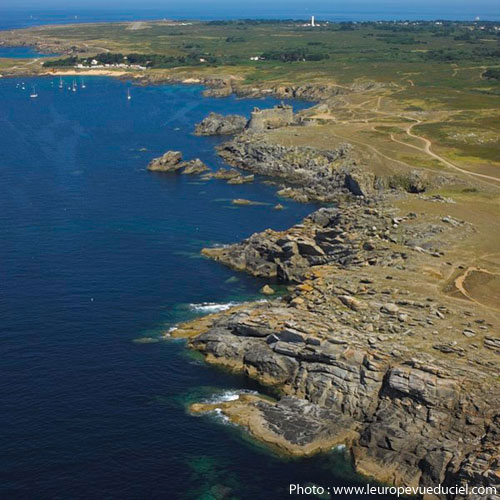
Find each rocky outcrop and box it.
[181,158,209,174]
[148,151,184,172]
[180,258,499,497]
[202,203,418,283]
[247,104,295,132]
[184,289,499,494]
[147,151,208,174]
[234,83,350,101]
[389,170,430,194]
[217,133,376,201]
[174,193,500,497]
[194,112,248,136]
[227,174,254,184]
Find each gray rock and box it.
[180,158,209,174]
[147,150,183,172]
[247,104,295,132]
[195,112,247,136]
[381,303,399,315]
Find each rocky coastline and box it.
[216,129,437,202]
[152,106,500,497]
[175,199,499,498]
[142,84,498,499]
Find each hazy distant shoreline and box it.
[1,5,499,31]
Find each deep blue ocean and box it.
[0,76,400,499]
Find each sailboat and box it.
[127,88,132,100]
[72,80,77,92]
[81,79,86,89]
[30,86,38,98]
[59,77,63,89]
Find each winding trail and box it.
[454,266,500,312]
[401,121,500,184]
[343,83,500,184]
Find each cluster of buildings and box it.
[75,60,147,70]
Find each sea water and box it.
[0,77,394,499]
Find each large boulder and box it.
[342,167,375,197]
[406,170,429,193]
[181,159,209,175]
[147,151,183,172]
[195,112,248,136]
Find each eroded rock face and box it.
[186,287,499,497]
[194,112,248,136]
[202,203,408,283]
[234,83,350,101]
[217,133,378,201]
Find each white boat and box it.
[127,89,132,100]
[59,77,63,89]
[30,86,38,98]
[81,79,86,89]
[72,80,77,92]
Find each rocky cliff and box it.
[217,133,380,201]
[176,201,500,498]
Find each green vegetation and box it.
[14,19,499,72]
[260,48,329,62]
[484,68,500,81]
[43,51,218,68]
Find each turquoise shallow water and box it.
[0,76,394,499]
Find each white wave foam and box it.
[208,389,258,404]
[213,408,231,424]
[189,301,239,313]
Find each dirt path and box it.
[348,98,500,185]
[404,122,500,183]
[329,129,429,172]
[454,266,500,312]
